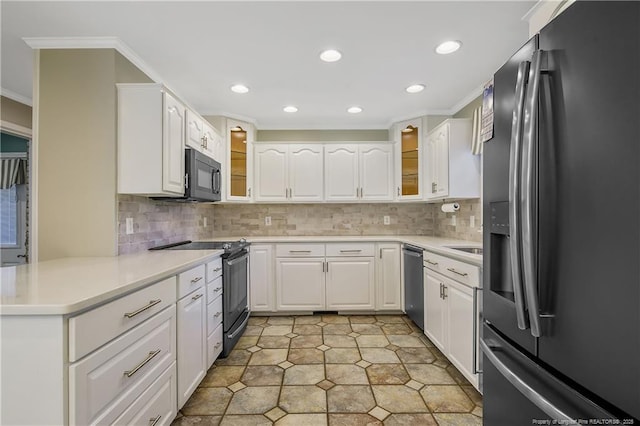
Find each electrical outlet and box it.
[203,217,208,227]
[470,215,475,228]
[265,216,272,226]
[383,215,390,225]
[451,215,457,227]
[125,217,134,235]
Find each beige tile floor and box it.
[172,314,482,426]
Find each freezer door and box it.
[535,2,640,419]
[483,324,617,425]
[483,36,537,355]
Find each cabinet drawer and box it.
[326,243,375,257]
[207,294,223,335]
[69,306,176,426]
[69,277,176,362]
[207,276,223,304]
[206,257,223,282]
[424,251,480,287]
[112,363,177,426]
[178,264,206,298]
[207,323,224,368]
[276,243,325,257]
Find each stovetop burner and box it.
[149,238,249,255]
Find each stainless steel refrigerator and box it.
[482,1,639,423]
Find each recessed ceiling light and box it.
[320,49,342,62]
[230,84,249,94]
[283,106,298,113]
[406,84,425,93]
[435,40,462,55]
[347,106,363,114]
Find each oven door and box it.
[223,249,249,332]
[186,149,221,202]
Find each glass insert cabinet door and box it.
[396,118,422,199]
[227,120,253,200]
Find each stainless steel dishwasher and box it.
[403,244,424,330]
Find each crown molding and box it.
[22,36,163,84]
[199,110,259,127]
[448,82,485,116]
[1,88,33,107]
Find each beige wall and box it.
[453,95,482,120]
[37,49,150,260]
[1,96,32,129]
[257,129,388,142]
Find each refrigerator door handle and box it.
[481,339,574,422]
[522,50,544,337]
[508,60,531,331]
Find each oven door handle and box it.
[227,314,251,340]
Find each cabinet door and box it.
[276,258,325,310]
[445,279,475,385]
[359,144,394,201]
[376,243,401,310]
[289,144,324,202]
[202,123,221,162]
[249,244,274,311]
[177,289,206,408]
[324,145,358,201]
[254,144,288,201]
[227,120,253,201]
[426,123,449,200]
[395,118,423,200]
[163,93,185,194]
[424,270,446,351]
[326,257,375,310]
[186,110,204,152]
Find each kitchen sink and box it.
[447,246,483,255]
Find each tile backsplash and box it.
[117,196,481,255]
[212,203,434,237]
[432,199,482,243]
[118,195,215,254]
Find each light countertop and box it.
[0,249,223,316]
[202,235,482,266]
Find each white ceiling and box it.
[1,1,535,129]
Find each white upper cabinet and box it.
[394,118,423,201]
[254,144,324,202]
[186,110,205,153]
[117,83,185,196]
[226,119,254,202]
[289,144,324,201]
[359,144,394,201]
[203,123,223,163]
[325,143,393,202]
[324,145,359,201]
[425,118,480,201]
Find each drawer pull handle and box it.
[192,293,204,301]
[191,276,203,284]
[447,267,468,277]
[149,415,162,426]
[289,250,311,253]
[124,299,161,319]
[339,249,362,253]
[124,349,161,377]
[214,342,222,349]
[213,267,222,272]
[214,287,222,292]
[425,259,439,266]
[214,312,222,318]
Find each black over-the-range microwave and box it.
[154,148,221,202]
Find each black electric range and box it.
[149,238,249,258]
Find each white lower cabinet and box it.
[276,257,326,310]
[375,243,402,310]
[249,244,275,311]
[177,286,207,408]
[424,266,479,389]
[326,257,375,310]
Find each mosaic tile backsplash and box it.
[117,197,481,254]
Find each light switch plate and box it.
[265,216,272,226]
[203,217,208,227]
[125,218,134,235]
[383,215,390,225]
[470,215,475,228]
